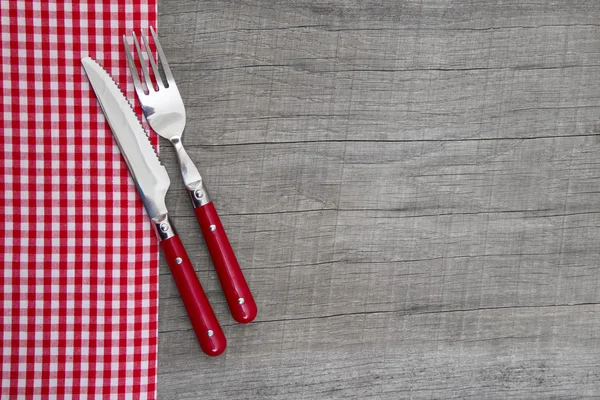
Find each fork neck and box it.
[170,136,211,207]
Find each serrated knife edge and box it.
[81,56,170,221]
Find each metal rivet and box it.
[194,189,204,199]
[209,224,216,232]
[159,223,169,232]
[207,330,214,337]
[238,298,245,305]
[175,257,182,264]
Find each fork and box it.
[124,27,257,324]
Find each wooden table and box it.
[156,1,600,398]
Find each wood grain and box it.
[156,0,600,398]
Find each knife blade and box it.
[81,56,226,356]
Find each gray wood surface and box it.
[156,1,600,398]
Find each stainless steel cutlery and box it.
[82,27,257,357]
[82,57,227,356]
[123,27,257,324]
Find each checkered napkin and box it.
[0,1,159,398]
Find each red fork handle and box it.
[195,202,258,323]
[161,235,227,356]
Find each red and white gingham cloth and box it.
[0,1,159,398]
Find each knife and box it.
[81,56,226,357]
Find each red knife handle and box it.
[195,202,257,323]
[161,235,227,356]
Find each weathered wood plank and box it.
[163,136,600,217]
[160,208,600,325]
[157,0,600,398]
[158,305,600,399]
[158,0,600,145]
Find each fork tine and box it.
[141,30,164,88]
[132,32,155,92]
[150,26,174,84]
[123,35,145,97]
